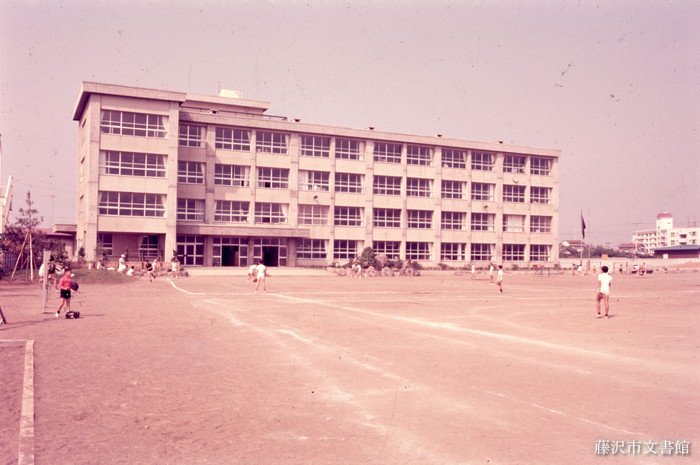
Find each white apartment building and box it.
[633,212,700,254]
[72,82,560,268]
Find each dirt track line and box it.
[264,293,689,374]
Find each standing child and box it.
[255,261,267,293]
[145,261,156,282]
[496,265,504,293]
[489,263,495,283]
[596,265,613,318]
[171,257,180,279]
[56,269,74,317]
[470,264,477,280]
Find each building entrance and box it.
[262,246,279,267]
[221,246,239,266]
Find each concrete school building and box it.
[632,212,700,255]
[72,82,560,268]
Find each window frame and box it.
[215,127,251,151]
[178,161,205,184]
[373,176,402,196]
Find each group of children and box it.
[120,256,180,282]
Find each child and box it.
[596,265,613,318]
[56,269,75,317]
[247,263,257,282]
[145,261,156,282]
[255,261,267,293]
[171,257,180,279]
[489,263,494,283]
[496,265,504,293]
[117,254,128,273]
[470,264,477,280]
[126,265,135,276]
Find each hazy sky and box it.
[1,0,698,245]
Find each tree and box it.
[0,191,48,274]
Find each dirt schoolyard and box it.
[1,268,699,465]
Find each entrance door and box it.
[262,246,279,266]
[221,246,239,266]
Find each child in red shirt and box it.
[56,269,74,317]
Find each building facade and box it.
[73,82,560,267]
[632,212,700,254]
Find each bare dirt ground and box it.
[1,269,699,465]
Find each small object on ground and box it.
[65,311,81,319]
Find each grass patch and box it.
[71,269,136,285]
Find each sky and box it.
[1,0,698,246]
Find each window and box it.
[471,243,494,261]
[373,176,402,195]
[373,241,400,258]
[471,151,495,171]
[471,213,495,231]
[441,180,466,199]
[503,244,526,261]
[97,233,113,257]
[300,135,330,157]
[530,187,552,204]
[503,155,526,174]
[441,211,465,230]
[297,204,329,225]
[254,203,288,224]
[139,235,160,259]
[531,157,552,176]
[297,239,327,259]
[441,149,466,169]
[334,240,358,260]
[178,161,204,184]
[373,208,401,228]
[334,206,363,226]
[100,110,167,138]
[335,138,363,160]
[530,216,552,233]
[503,185,526,203]
[407,210,432,229]
[214,201,249,222]
[503,215,526,232]
[98,191,165,217]
[99,151,165,177]
[335,172,364,193]
[530,244,551,262]
[441,243,466,261]
[177,199,205,221]
[257,167,289,189]
[256,131,288,154]
[406,178,432,197]
[176,235,204,266]
[471,183,495,201]
[298,171,330,191]
[406,242,431,260]
[406,145,432,165]
[373,142,402,163]
[215,127,251,151]
[214,164,250,187]
[179,125,204,147]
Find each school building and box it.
[72,82,560,268]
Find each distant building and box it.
[617,243,636,255]
[72,82,560,267]
[654,245,700,259]
[632,213,699,254]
